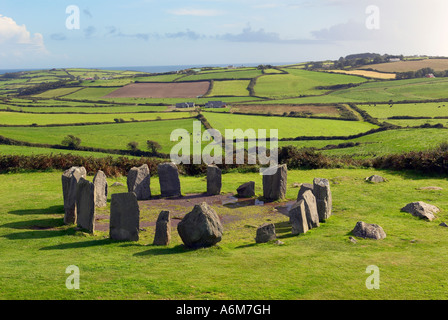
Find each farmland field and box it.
[208,80,250,97]
[230,104,343,117]
[327,69,396,80]
[357,102,448,119]
[102,82,210,99]
[359,58,448,73]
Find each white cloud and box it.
[0,14,48,60]
[167,8,224,16]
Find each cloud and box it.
[0,14,48,59]
[165,29,205,40]
[168,8,224,16]
[83,9,93,18]
[50,33,67,41]
[84,26,96,38]
[311,20,377,41]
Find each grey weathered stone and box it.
[298,190,320,229]
[262,164,287,201]
[297,183,314,201]
[313,178,332,222]
[93,170,108,208]
[111,182,124,187]
[440,222,448,227]
[366,175,387,183]
[177,202,223,248]
[206,165,222,196]
[127,164,151,200]
[76,177,96,233]
[237,181,255,198]
[110,193,140,241]
[255,223,277,243]
[352,221,386,240]
[401,201,439,221]
[62,166,86,225]
[289,200,309,235]
[153,211,171,246]
[158,162,181,197]
[417,186,443,191]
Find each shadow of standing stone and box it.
[110,193,140,241]
[76,177,96,233]
[127,164,151,200]
[62,166,86,225]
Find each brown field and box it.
[231,104,341,116]
[103,81,210,98]
[327,69,396,80]
[358,59,448,73]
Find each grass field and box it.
[327,70,396,80]
[208,80,250,97]
[254,69,367,99]
[359,59,448,72]
[0,111,195,126]
[1,168,448,299]
[0,119,205,154]
[203,112,378,139]
[357,102,448,119]
[0,104,168,113]
[180,69,263,82]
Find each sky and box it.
[1,0,448,69]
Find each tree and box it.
[147,140,162,153]
[127,141,139,152]
[62,135,82,149]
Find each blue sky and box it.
[1,0,448,69]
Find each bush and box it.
[127,141,139,152]
[61,135,81,149]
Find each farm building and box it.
[175,102,195,108]
[205,101,226,108]
[176,102,195,108]
[425,73,436,78]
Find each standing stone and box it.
[262,164,287,201]
[177,202,223,248]
[313,178,332,222]
[76,178,96,233]
[255,223,277,243]
[153,211,171,246]
[401,202,439,221]
[237,181,255,198]
[366,175,387,183]
[297,183,314,201]
[110,193,140,241]
[352,221,386,240]
[158,162,181,197]
[207,165,222,196]
[93,170,108,208]
[289,200,309,235]
[62,166,86,225]
[298,190,320,229]
[127,164,151,200]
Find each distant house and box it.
[176,102,195,108]
[426,73,436,78]
[205,101,226,108]
[388,58,401,62]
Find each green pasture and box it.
[208,80,251,97]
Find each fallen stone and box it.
[401,202,439,221]
[289,200,309,236]
[349,236,358,244]
[76,177,96,233]
[366,175,387,183]
[352,221,386,240]
[237,181,255,198]
[440,222,448,227]
[313,178,332,222]
[93,170,108,208]
[111,182,124,187]
[62,166,86,225]
[127,164,151,200]
[177,202,223,248]
[417,186,443,191]
[255,223,277,243]
[110,193,140,241]
[262,164,287,201]
[206,165,222,196]
[153,211,171,246]
[158,162,181,197]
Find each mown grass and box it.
[208,80,250,97]
[357,102,448,119]
[203,112,378,139]
[1,168,448,299]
